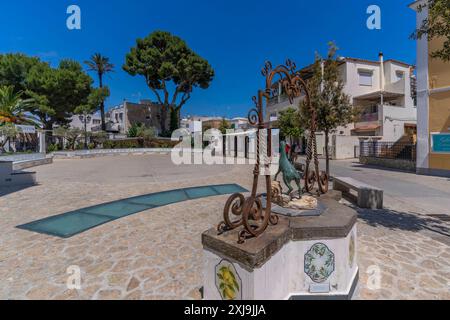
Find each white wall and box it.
[412,1,430,170]
[69,114,102,132]
[333,135,360,159]
[381,106,417,141]
[343,61,381,100]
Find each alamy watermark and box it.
[66,265,82,290]
[366,265,382,290]
[367,5,381,30]
[170,128,280,176]
[66,5,81,30]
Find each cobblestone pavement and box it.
[0,155,449,300]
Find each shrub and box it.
[127,123,140,138]
[47,143,59,153]
[89,131,108,148]
[102,140,115,149]
[102,138,142,149]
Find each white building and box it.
[69,113,102,132]
[106,105,125,133]
[229,117,250,130]
[267,53,417,159]
[180,116,249,133]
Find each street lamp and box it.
[79,114,92,150]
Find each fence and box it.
[359,141,417,172]
[360,141,416,162]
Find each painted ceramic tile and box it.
[349,233,355,268]
[304,243,335,283]
[215,260,242,300]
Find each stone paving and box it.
[0,155,449,300]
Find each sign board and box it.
[15,125,36,134]
[431,133,450,153]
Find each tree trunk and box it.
[99,74,106,131]
[324,129,330,176]
[160,105,168,135]
[0,137,9,153]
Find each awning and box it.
[351,124,381,132]
[353,91,403,101]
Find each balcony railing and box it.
[358,113,379,122]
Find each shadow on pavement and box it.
[354,206,450,244]
[349,162,417,175]
[0,184,36,197]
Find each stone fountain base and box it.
[202,191,359,300]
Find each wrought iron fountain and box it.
[218,59,329,243]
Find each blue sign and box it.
[431,133,450,153]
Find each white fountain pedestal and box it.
[202,192,359,300]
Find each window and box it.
[395,71,404,81]
[358,70,373,86]
[93,119,101,125]
[269,113,278,121]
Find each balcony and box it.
[384,78,406,95]
[358,112,379,123]
[268,94,289,107]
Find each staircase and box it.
[382,134,416,160]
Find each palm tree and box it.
[0,86,37,126]
[85,53,114,131]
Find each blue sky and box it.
[0,0,417,118]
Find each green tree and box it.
[0,86,38,125]
[53,126,83,151]
[0,123,19,153]
[278,107,303,144]
[73,87,108,122]
[85,53,114,130]
[88,131,108,148]
[136,125,155,141]
[219,118,232,135]
[25,59,93,130]
[412,0,450,61]
[0,54,44,93]
[127,123,155,144]
[123,31,215,134]
[300,42,354,176]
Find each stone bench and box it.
[333,177,383,209]
[0,161,37,187]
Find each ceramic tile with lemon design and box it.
[215,260,242,300]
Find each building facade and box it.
[105,100,169,136]
[267,54,417,158]
[180,116,249,133]
[411,0,450,177]
[69,113,103,132]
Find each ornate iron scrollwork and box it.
[218,59,328,243]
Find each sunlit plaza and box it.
[1,154,449,300]
[1,0,450,304]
